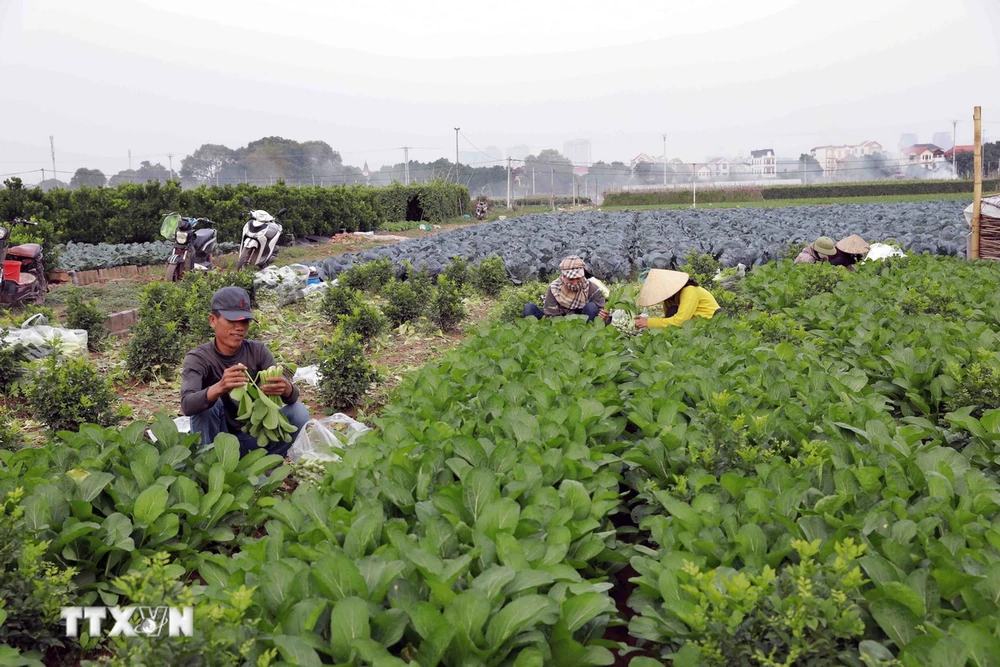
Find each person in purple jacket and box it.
[180,286,310,458]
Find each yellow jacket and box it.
[647,285,720,328]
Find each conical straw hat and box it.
[637,270,690,307]
[836,234,870,254]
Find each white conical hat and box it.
[836,234,870,254]
[637,270,690,307]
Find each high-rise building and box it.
[563,139,592,166]
[932,132,954,151]
[898,133,919,152]
[507,145,530,161]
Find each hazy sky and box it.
[2,0,999,182]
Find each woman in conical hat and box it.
[635,269,722,329]
[830,235,869,271]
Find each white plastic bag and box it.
[3,314,89,359]
[288,414,371,463]
[146,416,192,443]
[864,243,905,262]
[253,264,311,306]
[292,365,322,386]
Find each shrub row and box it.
[602,187,760,206]
[486,196,593,206]
[603,179,1000,206]
[760,178,1000,199]
[0,178,468,245]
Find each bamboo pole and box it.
[972,106,982,259]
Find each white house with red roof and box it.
[944,145,974,160]
[902,144,946,169]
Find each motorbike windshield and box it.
[160,213,181,239]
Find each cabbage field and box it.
[306,200,969,282]
[4,250,1000,666]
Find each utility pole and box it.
[550,168,555,210]
[167,154,174,180]
[953,120,958,179]
[662,134,667,185]
[402,147,410,185]
[506,157,512,209]
[128,149,132,172]
[41,168,45,183]
[49,136,56,179]
[532,167,535,195]
[454,128,460,185]
[971,106,982,259]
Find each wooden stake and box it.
[972,106,982,259]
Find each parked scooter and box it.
[161,212,218,282]
[474,197,489,221]
[235,196,287,271]
[0,218,47,306]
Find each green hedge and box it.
[602,179,1000,206]
[602,188,759,206]
[486,196,593,207]
[760,179,1000,199]
[0,179,468,245]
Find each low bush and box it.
[0,305,56,330]
[317,329,380,409]
[85,552,266,667]
[0,331,29,396]
[339,302,387,344]
[429,276,466,331]
[681,250,721,285]
[65,288,109,351]
[27,354,124,432]
[0,488,78,659]
[0,407,21,450]
[491,281,548,323]
[381,279,426,327]
[338,257,393,294]
[441,256,470,291]
[125,306,184,382]
[319,284,364,326]
[469,255,509,297]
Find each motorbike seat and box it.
[13,272,36,286]
[7,243,41,259]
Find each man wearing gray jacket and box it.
[180,286,310,458]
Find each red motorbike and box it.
[0,218,47,306]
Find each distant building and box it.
[507,145,530,161]
[459,150,500,168]
[810,141,884,177]
[902,144,946,169]
[776,158,799,176]
[932,132,954,151]
[707,157,730,178]
[728,158,752,176]
[563,139,592,166]
[944,145,974,160]
[898,133,919,152]
[695,164,712,180]
[750,149,777,177]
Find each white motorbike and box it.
[235,196,287,271]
